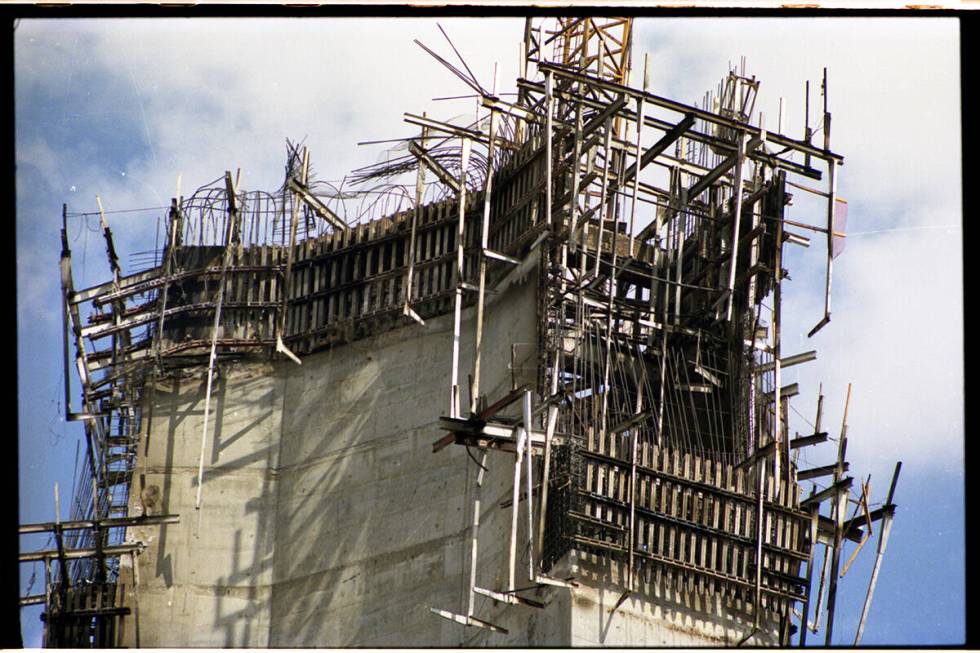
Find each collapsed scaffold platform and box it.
[20,17,900,647]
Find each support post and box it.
[154,199,181,366]
[673,186,688,325]
[537,372,558,563]
[60,205,74,421]
[450,139,472,417]
[467,449,489,619]
[131,550,141,648]
[535,72,557,563]
[592,116,613,279]
[824,384,851,645]
[195,171,241,515]
[626,412,640,591]
[773,172,785,494]
[628,91,645,257]
[53,482,69,613]
[523,391,535,580]
[752,450,765,630]
[724,132,747,323]
[509,426,526,591]
[808,158,837,337]
[470,107,499,414]
[799,506,820,646]
[544,71,554,229]
[854,461,901,645]
[43,557,52,647]
[403,121,429,325]
[279,148,309,344]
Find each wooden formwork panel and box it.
[569,432,810,614]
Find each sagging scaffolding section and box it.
[20,16,899,648]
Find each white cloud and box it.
[636,18,960,217]
[21,18,524,197]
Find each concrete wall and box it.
[124,253,771,647]
[123,362,284,647]
[564,555,777,647]
[126,261,575,646]
[269,261,546,646]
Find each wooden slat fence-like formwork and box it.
[570,436,810,614]
[149,125,551,358]
[43,583,128,648]
[283,197,473,353]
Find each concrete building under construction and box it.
[19,17,901,647]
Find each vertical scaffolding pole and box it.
[470,104,499,414]
[523,391,535,580]
[824,383,851,645]
[812,536,830,633]
[96,195,122,503]
[773,172,785,495]
[724,132,747,323]
[466,449,489,619]
[280,149,309,342]
[626,406,641,591]
[509,426,525,591]
[809,71,835,338]
[43,558,52,647]
[154,199,181,366]
[450,139,472,418]
[536,70,557,561]
[567,78,586,248]
[673,186,688,326]
[131,550,141,648]
[627,54,649,258]
[538,356,559,564]
[799,506,820,646]
[195,171,241,515]
[60,211,100,491]
[592,117,613,279]
[53,482,69,619]
[809,384,828,633]
[854,461,901,645]
[752,448,765,631]
[60,206,76,423]
[405,121,428,325]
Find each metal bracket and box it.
[429,607,508,634]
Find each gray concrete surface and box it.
[122,260,770,646]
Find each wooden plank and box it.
[770,474,781,601]
[668,449,679,577]
[682,453,694,581]
[710,459,722,594]
[586,428,596,520]
[720,461,732,577]
[697,457,708,592]
[597,433,607,523]
[736,467,747,580]
[655,479,665,587]
[681,452,691,521]
[639,446,648,510]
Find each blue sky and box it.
[15,17,963,646]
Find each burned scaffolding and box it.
[19,16,900,647]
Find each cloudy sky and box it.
[15,16,962,646]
